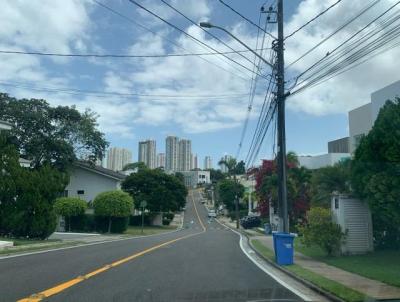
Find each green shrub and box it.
[298,207,345,256]
[93,190,133,233]
[129,214,152,226]
[163,213,174,221]
[162,218,171,225]
[54,197,87,232]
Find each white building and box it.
[138,140,156,169]
[349,80,400,153]
[204,156,212,170]
[298,153,350,170]
[106,147,132,172]
[156,153,165,168]
[178,139,191,171]
[0,120,12,132]
[219,155,233,173]
[181,170,210,188]
[65,161,126,203]
[191,153,198,170]
[166,136,179,172]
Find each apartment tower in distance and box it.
[191,154,198,170]
[204,156,212,170]
[156,153,165,168]
[179,139,192,171]
[106,147,132,171]
[138,140,156,169]
[165,136,179,172]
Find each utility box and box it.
[331,194,373,254]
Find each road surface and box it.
[0,190,302,302]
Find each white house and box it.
[0,120,12,132]
[64,161,126,203]
[181,170,210,188]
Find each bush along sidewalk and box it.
[250,239,368,302]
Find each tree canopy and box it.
[216,179,245,212]
[351,98,400,249]
[121,169,187,213]
[0,93,108,170]
[123,162,147,171]
[54,197,87,232]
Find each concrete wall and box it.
[298,153,350,169]
[328,137,349,153]
[371,80,400,122]
[65,166,121,203]
[348,103,372,153]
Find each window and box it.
[77,190,85,195]
[335,197,339,209]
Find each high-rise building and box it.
[204,156,212,170]
[191,153,198,170]
[219,154,232,173]
[178,139,192,171]
[156,153,165,168]
[138,140,156,169]
[106,147,132,171]
[166,136,179,172]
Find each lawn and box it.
[251,239,367,302]
[124,225,177,236]
[294,238,400,288]
[0,236,60,246]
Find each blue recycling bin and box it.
[272,232,295,265]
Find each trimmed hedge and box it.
[68,214,128,233]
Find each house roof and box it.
[74,161,126,181]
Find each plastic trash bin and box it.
[264,223,271,235]
[272,232,295,265]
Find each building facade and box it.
[165,136,179,172]
[181,170,211,188]
[156,153,165,168]
[349,80,400,153]
[191,153,198,170]
[219,155,232,173]
[328,137,349,153]
[178,139,192,171]
[106,147,133,171]
[138,140,156,169]
[298,153,350,170]
[204,156,212,170]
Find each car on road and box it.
[208,209,217,218]
[201,200,206,204]
[240,215,261,229]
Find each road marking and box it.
[17,192,204,302]
[191,191,206,232]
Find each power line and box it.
[218,0,276,40]
[0,48,272,59]
[286,0,381,69]
[126,0,268,80]
[0,81,250,100]
[160,0,255,67]
[94,0,250,81]
[284,0,343,40]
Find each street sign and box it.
[140,201,147,208]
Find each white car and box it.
[208,210,217,218]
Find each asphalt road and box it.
[0,190,302,302]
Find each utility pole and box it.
[275,0,289,233]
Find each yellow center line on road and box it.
[17,192,205,302]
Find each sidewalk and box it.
[255,235,400,300]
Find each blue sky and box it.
[1,0,398,168]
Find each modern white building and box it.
[298,153,350,170]
[138,140,156,169]
[219,155,233,173]
[204,156,212,170]
[106,147,132,172]
[181,170,210,188]
[349,80,400,153]
[165,136,179,172]
[191,153,198,170]
[65,161,126,203]
[156,153,165,168]
[178,139,191,171]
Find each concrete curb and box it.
[217,218,343,302]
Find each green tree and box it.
[93,191,133,233]
[351,98,400,249]
[0,93,108,170]
[54,197,87,232]
[123,162,147,171]
[298,207,345,256]
[310,159,351,206]
[174,172,185,185]
[207,169,226,183]
[121,169,187,214]
[216,179,245,212]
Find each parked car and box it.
[208,209,216,218]
[240,215,261,229]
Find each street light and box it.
[199,22,274,69]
